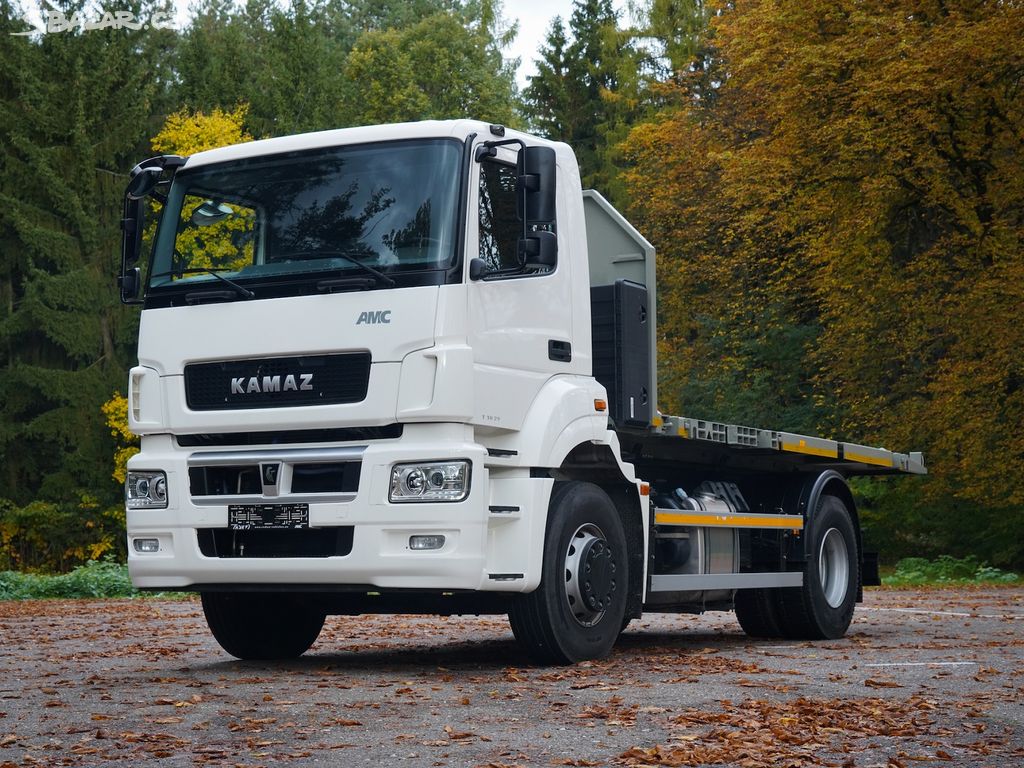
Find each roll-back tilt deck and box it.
[118,120,923,663]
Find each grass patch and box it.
[882,555,1020,587]
[0,559,140,600]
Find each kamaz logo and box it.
[230,374,314,395]
[356,310,391,325]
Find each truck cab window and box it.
[478,161,520,272]
[169,195,258,279]
[145,140,462,299]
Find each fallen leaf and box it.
[865,679,904,689]
[442,724,475,741]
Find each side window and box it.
[478,161,520,272]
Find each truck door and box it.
[466,149,576,431]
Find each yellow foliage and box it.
[112,446,140,486]
[101,393,132,442]
[174,196,255,272]
[151,105,251,156]
[151,106,255,273]
[0,496,124,573]
[64,536,115,565]
[102,393,139,484]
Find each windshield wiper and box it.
[149,267,255,299]
[277,250,397,287]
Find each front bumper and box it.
[126,425,545,592]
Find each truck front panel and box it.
[128,425,498,590]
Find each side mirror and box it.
[519,146,556,225]
[119,266,141,303]
[517,146,558,270]
[121,194,143,264]
[518,230,558,269]
[119,183,145,304]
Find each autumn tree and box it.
[626,0,1024,564]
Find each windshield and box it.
[147,139,462,296]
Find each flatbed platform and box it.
[618,414,926,477]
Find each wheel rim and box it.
[564,523,617,627]
[818,527,850,608]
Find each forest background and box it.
[1,0,1021,572]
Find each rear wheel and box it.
[202,592,326,660]
[509,482,629,664]
[776,495,859,639]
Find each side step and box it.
[649,572,802,592]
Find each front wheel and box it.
[775,494,859,639]
[509,481,629,665]
[734,588,784,638]
[202,592,326,660]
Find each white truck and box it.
[118,120,925,663]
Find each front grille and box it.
[189,465,261,496]
[197,527,354,558]
[189,462,361,496]
[291,463,360,494]
[184,353,371,411]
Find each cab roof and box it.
[182,120,562,171]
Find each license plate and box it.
[228,503,309,530]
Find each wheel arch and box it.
[794,470,864,602]
[555,441,647,621]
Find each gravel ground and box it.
[0,587,1021,767]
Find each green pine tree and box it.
[0,0,176,506]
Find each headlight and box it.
[126,470,168,509]
[389,461,470,503]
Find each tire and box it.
[509,481,630,665]
[775,495,859,640]
[734,588,784,638]
[201,592,326,660]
